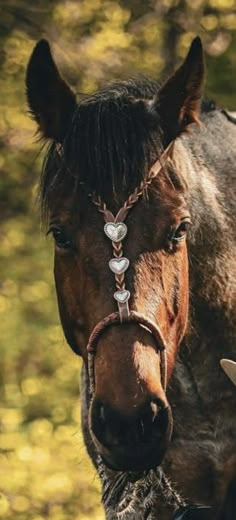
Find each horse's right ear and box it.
[26,40,77,142]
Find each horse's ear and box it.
[26,40,77,142]
[151,36,205,145]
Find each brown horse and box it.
[26,37,236,519]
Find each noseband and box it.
[87,141,175,395]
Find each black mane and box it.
[40,78,164,216]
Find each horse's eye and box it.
[170,220,191,243]
[49,227,73,250]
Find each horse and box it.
[26,37,236,519]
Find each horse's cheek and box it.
[53,254,87,357]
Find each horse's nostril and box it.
[138,399,167,440]
[93,401,109,435]
[92,400,122,447]
[150,401,159,422]
[99,404,106,423]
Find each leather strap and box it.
[118,301,130,321]
[87,311,167,392]
[88,140,175,393]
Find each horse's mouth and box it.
[90,405,173,472]
[100,442,168,472]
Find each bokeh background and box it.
[0,1,236,519]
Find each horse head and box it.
[26,37,204,472]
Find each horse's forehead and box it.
[49,187,187,230]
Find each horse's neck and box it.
[170,131,236,428]
[174,130,236,359]
[166,132,236,502]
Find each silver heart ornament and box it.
[109,257,129,274]
[104,222,127,243]
[220,359,236,386]
[114,290,130,304]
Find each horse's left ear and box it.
[151,36,205,145]
[26,39,77,142]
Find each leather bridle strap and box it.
[87,311,168,395]
[86,140,175,396]
[91,140,175,322]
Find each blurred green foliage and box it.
[0,0,235,518]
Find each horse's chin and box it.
[100,448,167,472]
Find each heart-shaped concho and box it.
[114,290,130,304]
[109,257,129,274]
[104,222,127,243]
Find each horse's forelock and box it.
[39,79,165,218]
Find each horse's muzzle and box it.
[90,398,173,471]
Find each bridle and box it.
[86,140,175,396]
